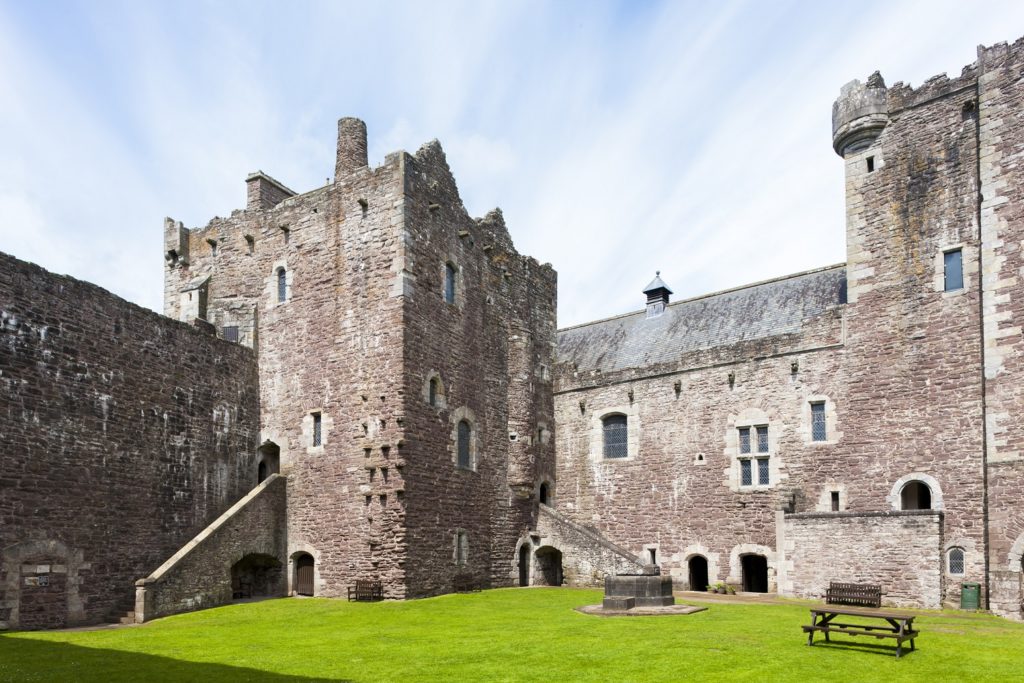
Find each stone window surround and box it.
[0,539,88,630]
[946,546,966,577]
[536,421,551,446]
[590,404,640,461]
[302,409,331,453]
[268,260,292,307]
[449,406,479,471]
[454,529,469,566]
[422,370,448,410]
[725,408,782,492]
[887,472,945,511]
[801,395,841,446]
[815,483,848,512]
[933,243,976,296]
[537,479,554,506]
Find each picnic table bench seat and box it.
[804,606,919,658]
[826,582,882,608]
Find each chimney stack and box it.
[335,117,368,180]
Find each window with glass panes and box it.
[739,425,770,486]
[811,402,826,441]
[603,415,628,459]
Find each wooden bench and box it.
[347,580,383,602]
[803,606,919,658]
[453,573,479,593]
[826,582,882,608]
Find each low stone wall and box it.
[781,510,942,608]
[536,505,643,586]
[990,570,1023,621]
[135,474,287,622]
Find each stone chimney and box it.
[642,272,672,318]
[335,117,368,180]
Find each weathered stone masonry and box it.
[0,253,259,629]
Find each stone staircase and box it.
[106,595,137,625]
[535,504,644,585]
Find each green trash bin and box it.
[960,582,980,610]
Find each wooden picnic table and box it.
[803,606,919,658]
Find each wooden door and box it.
[296,555,314,596]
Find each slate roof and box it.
[557,265,847,373]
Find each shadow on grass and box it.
[0,635,348,682]
[807,637,917,659]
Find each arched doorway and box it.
[688,555,709,592]
[741,554,768,593]
[294,553,315,596]
[518,544,530,587]
[901,481,932,510]
[534,546,563,586]
[539,482,550,506]
[231,554,283,599]
[257,441,280,484]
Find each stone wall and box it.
[0,252,259,629]
[782,511,943,608]
[136,474,287,622]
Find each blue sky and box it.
[2,1,1023,327]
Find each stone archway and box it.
[688,555,709,592]
[534,546,563,586]
[741,554,769,593]
[231,554,283,600]
[257,441,280,484]
[293,553,315,596]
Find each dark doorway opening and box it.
[539,482,550,506]
[231,554,283,600]
[295,553,315,596]
[688,555,709,592]
[518,544,530,587]
[900,481,932,510]
[534,546,563,586]
[257,441,280,484]
[741,554,768,593]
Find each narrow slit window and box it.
[312,412,322,447]
[944,249,963,292]
[866,156,875,173]
[830,491,840,512]
[444,263,456,304]
[811,402,826,442]
[277,267,287,303]
[457,420,471,469]
[429,377,438,406]
[245,235,255,254]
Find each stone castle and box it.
[3,37,1024,630]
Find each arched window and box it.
[457,419,471,469]
[429,377,439,406]
[947,547,965,576]
[277,267,287,303]
[901,481,932,510]
[455,530,469,566]
[444,263,456,304]
[602,414,628,459]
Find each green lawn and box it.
[1,588,1022,682]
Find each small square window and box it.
[222,326,239,343]
[866,156,875,173]
[739,427,751,454]
[740,459,752,486]
[757,458,769,485]
[944,249,964,292]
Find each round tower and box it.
[831,71,889,157]
[335,117,368,179]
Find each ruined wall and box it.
[0,253,259,629]
[136,474,287,622]
[782,511,943,608]
[554,269,847,589]
[400,141,556,596]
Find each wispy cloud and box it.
[1,0,1023,323]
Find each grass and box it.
[1,588,1023,682]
